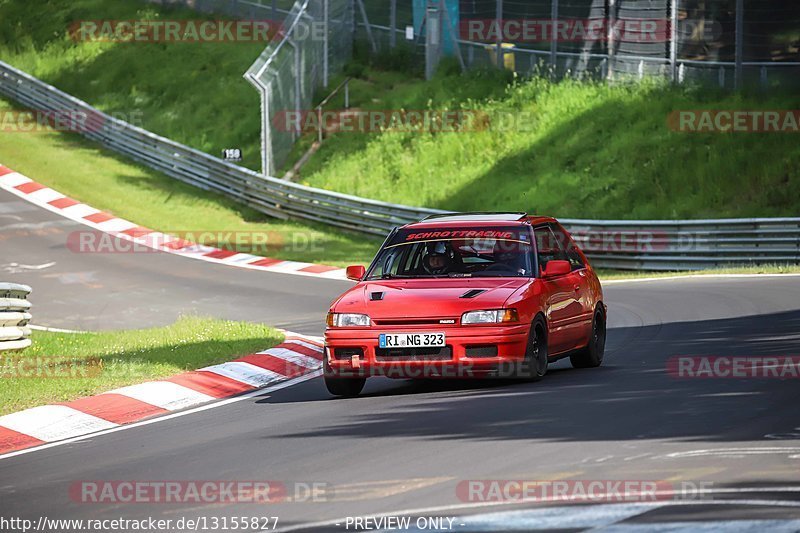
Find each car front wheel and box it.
[520,319,548,381]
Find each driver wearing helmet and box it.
[422,241,454,275]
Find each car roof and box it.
[408,212,556,229]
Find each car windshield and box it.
[366,226,534,280]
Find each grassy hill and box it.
[1,0,797,224]
[299,70,800,219]
[0,0,266,169]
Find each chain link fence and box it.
[243,0,354,175]
[146,0,799,175]
[361,1,799,88]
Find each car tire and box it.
[520,319,548,381]
[324,375,367,397]
[570,307,606,369]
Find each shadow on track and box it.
[257,309,800,444]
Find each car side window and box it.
[549,224,585,271]
[534,226,569,275]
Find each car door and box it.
[551,222,594,346]
[534,225,585,354]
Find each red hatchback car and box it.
[324,213,606,397]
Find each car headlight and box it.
[326,313,371,327]
[461,309,519,324]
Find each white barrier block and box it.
[0,338,32,351]
[0,326,30,341]
[0,298,32,312]
[0,312,31,327]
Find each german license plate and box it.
[379,332,445,349]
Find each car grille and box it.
[333,347,364,360]
[465,345,499,358]
[375,346,453,361]
[372,318,458,326]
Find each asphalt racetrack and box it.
[2,187,800,532]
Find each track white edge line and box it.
[272,492,800,532]
[603,273,800,285]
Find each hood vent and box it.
[460,289,487,299]
[370,292,385,301]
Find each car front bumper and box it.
[324,324,530,379]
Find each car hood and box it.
[331,278,530,319]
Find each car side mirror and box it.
[346,265,366,281]
[542,259,571,278]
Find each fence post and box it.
[390,0,397,48]
[262,83,273,176]
[670,0,678,82]
[293,39,302,142]
[734,0,743,90]
[271,0,277,20]
[425,0,442,80]
[355,0,378,53]
[323,0,329,87]
[496,0,503,69]
[440,0,466,71]
[607,0,616,81]
[550,0,558,73]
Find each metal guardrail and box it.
[0,60,443,237]
[563,218,800,271]
[0,60,798,270]
[0,283,32,352]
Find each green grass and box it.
[1,0,798,270]
[0,98,380,267]
[0,0,266,169]
[301,73,800,219]
[2,0,798,221]
[0,317,283,416]
[597,264,800,281]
